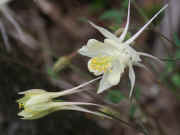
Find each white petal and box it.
[18,110,32,117]
[79,39,118,57]
[89,21,120,42]
[104,38,123,48]
[25,94,50,106]
[97,73,113,94]
[119,0,131,42]
[54,102,103,108]
[124,4,168,45]
[134,63,150,72]
[55,76,102,97]
[60,105,111,119]
[27,102,53,111]
[97,61,124,94]
[138,52,163,63]
[128,65,135,99]
[18,89,46,95]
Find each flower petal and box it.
[119,0,131,42]
[97,61,124,94]
[18,89,46,95]
[53,102,103,107]
[124,4,168,45]
[128,65,135,99]
[138,52,163,63]
[89,21,120,42]
[18,110,33,119]
[97,73,114,94]
[79,39,118,57]
[55,76,101,97]
[134,63,150,72]
[60,105,111,119]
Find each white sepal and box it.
[128,65,135,99]
[119,0,131,42]
[89,21,120,42]
[124,4,168,45]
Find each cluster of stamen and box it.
[88,56,112,75]
[19,103,24,109]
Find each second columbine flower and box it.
[79,0,168,98]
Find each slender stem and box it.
[98,110,149,135]
[160,58,180,62]
[0,19,11,51]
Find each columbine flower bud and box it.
[18,102,61,120]
[17,89,61,110]
[17,77,101,110]
[18,100,110,120]
[53,54,74,73]
[17,77,110,120]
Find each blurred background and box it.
[0,0,180,135]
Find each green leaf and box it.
[90,0,108,11]
[172,74,180,88]
[175,49,180,58]
[105,90,125,104]
[109,25,121,32]
[163,58,175,73]
[134,87,141,100]
[122,0,129,8]
[100,10,123,24]
[173,33,180,47]
[129,104,137,119]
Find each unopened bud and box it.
[53,54,75,73]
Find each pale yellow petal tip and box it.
[88,21,100,30]
[164,4,168,8]
[78,39,98,57]
[18,89,46,95]
[88,21,95,27]
[18,90,29,95]
[97,85,108,94]
[78,39,95,52]
[97,89,104,94]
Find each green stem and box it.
[98,110,149,135]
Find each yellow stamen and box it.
[19,103,24,109]
[89,56,112,74]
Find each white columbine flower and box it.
[17,77,110,120]
[17,77,101,109]
[79,0,168,98]
[18,98,109,120]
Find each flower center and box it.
[88,56,112,75]
[19,103,24,109]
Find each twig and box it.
[0,19,11,51]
